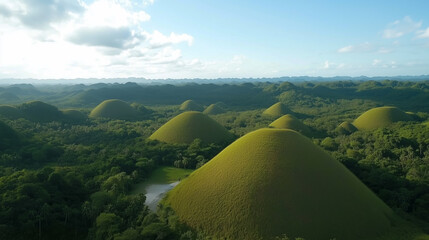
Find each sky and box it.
[0,0,429,80]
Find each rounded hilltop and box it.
[263,102,292,117]
[179,100,203,111]
[89,99,140,120]
[18,101,63,122]
[164,128,398,240]
[149,111,233,144]
[336,121,358,134]
[203,103,225,115]
[353,106,413,130]
[269,114,311,136]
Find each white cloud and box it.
[80,0,150,28]
[0,0,84,29]
[337,42,392,54]
[417,27,429,39]
[372,59,381,66]
[323,61,344,69]
[338,45,353,53]
[67,26,134,48]
[0,0,198,78]
[323,61,331,69]
[337,42,374,53]
[383,16,421,39]
[147,31,194,48]
[143,0,155,6]
[230,55,246,65]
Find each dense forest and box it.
[0,79,429,239]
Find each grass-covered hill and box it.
[0,105,23,119]
[179,100,204,111]
[89,99,141,120]
[263,102,292,117]
[203,103,225,115]
[269,114,311,136]
[18,101,63,122]
[149,111,233,144]
[336,121,358,134]
[353,106,413,130]
[164,128,406,240]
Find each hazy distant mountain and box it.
[0,75,428,85]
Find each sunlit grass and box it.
[353,106,412,130]
[263,102,292,117]
[149,111,233,144]
[164,128,409,239]
[269,114,311,136]
[89,99,139,120]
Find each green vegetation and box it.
[149,111,234,144]
[0,80,429,239]
[89,99,141,120]
[0,92,19,101]
[179,100,203,111]
[62,109,87,122]
[146,167,193,184]
[0,120,20,150]
[202,103,225,115]
[18,101,63,122]
[353,106,413,130]
[164,128,404,240]
[269,114,311,136]
[263,102,292,117]
[0,105,23,119]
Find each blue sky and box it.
[0,0,429,79]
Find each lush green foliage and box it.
[145,167,193,184]
[0,80,429,239]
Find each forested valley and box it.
[0,79,429,239]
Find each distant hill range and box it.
[1,75,428,85]
[0,77,428,112]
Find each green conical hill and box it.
[353,106,412,130]
[336,121,358,134]
[179,100,203,111]
[263,102,292,117]
[165,128,396,240]
[269,114,310,135]
[62,109,87,122]
[89,99,139,120]
[0,105,23,119]
[149,111,233,144]
[18,101,63,122]
[203,104,225,115]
